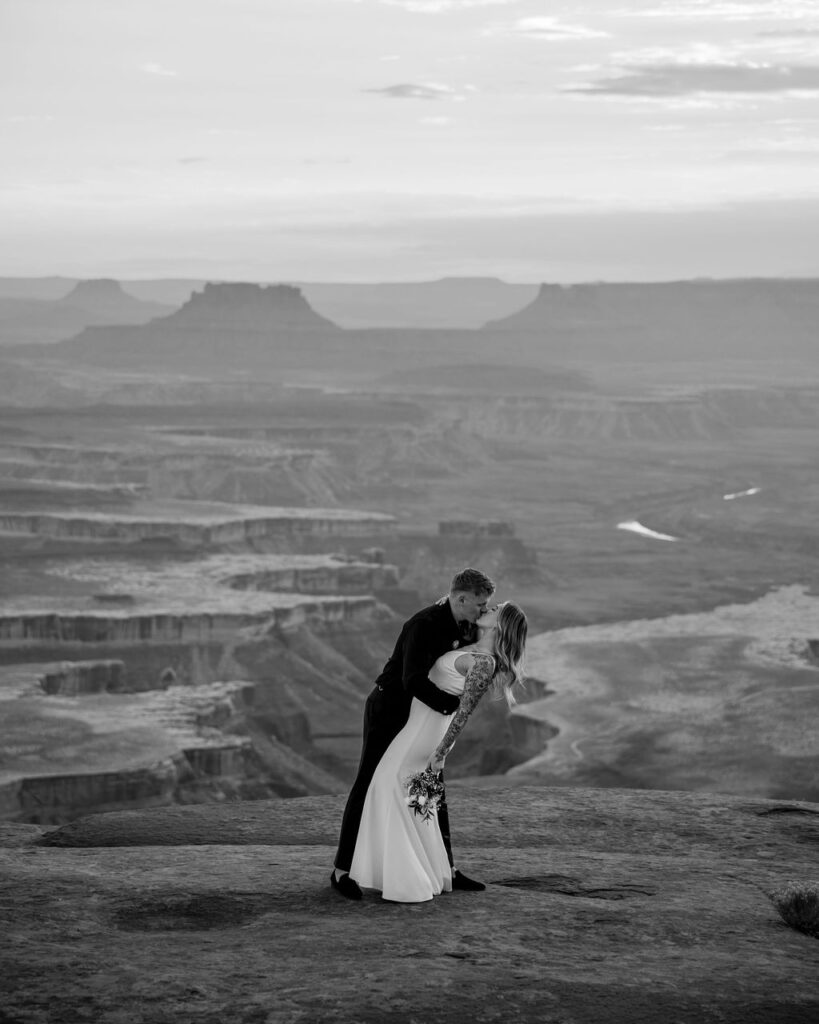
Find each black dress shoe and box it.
[330,872,362,901]
[451,870,485,892]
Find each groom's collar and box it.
[437,596,474,639]
[434,596,459,630]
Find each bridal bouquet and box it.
[404,766,445,823]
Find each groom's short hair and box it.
[450,567,495,597]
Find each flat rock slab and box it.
[2,786,819,1024]
[33,783,819,853]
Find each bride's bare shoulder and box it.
[453,650,475,675]
[453,648,493,675]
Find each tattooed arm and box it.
[428,653,495,771]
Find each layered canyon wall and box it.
[0,510,393,545]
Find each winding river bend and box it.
[508,585,819,799]
[723,487,760,500]
[617,484,762,542]
[616,520,678,542]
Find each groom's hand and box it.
[440,693,460,716]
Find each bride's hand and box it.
[428,755,446,773]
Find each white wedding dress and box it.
[350,649,487,903]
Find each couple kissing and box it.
[331,567,528,904]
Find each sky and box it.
[3,0,819,282]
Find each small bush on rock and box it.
[769,882,819,939]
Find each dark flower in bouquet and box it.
[404,766,445,822]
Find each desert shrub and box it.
[769,882,819,939]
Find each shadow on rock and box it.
[494,874,657,898]
[109,891,285,931]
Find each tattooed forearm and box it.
[431,654,494,765]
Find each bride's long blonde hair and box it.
[491,601,528,707]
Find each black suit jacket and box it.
[373,600,474,722]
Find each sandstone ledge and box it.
[1,785,818,1023]
[0,507,394,546]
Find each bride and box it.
[349,601,528,903]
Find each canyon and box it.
[0,488,548,823]
[1,276,819,826]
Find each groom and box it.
[331,567,496,900]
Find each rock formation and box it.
[0,570,399,824]
[57,279,172,322]
[375,361,590,394]
[0,439,345,506]
[0,275,539,328]
[0,505,394,546]
[483,278,819,361]
[438,519,515,538]
[223,560,399,594]
[8,277,819,383]
[13,281,348,377]
[0,667,350,823]
[0,596,383,645]
[159,282,341,330]
[40,659,127,695]
[0,279,172,346]
[436,386,819,443]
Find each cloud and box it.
[752,35,819,58]
[364,82,459,99]
[5,115,54,124]
[419,116,453,124]
[611,43,744,64]
[567,62,819,97]
[178,157,207,165]
[608,33,819,68]
[724,137,819,160]
[140,62,178,77]
[379,0,522,11]
[302,157,353,165]
[617,1,819,21]
[496,16,610,41]
[758,28,819,37]
[610,36,819,65]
